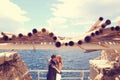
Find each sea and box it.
[1,50,100,80]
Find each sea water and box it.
[1,50,100,80]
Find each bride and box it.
[52,55,63,80]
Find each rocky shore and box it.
[0,52,32,80]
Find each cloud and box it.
[47,0,120,37]
[0,17,28,34]
[47,17,68,28]
[0,0,30,34]
[46,17,69,36]
[0,0,29,22]
[51,0,82,18]
[52,0,120,18]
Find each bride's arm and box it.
[52,65,60,73]
[58,63,63,71]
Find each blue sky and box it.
[0,0,120,37]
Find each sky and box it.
[0,0,120,37]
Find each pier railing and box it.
[29,70,90,80]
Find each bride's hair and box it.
[57,55,63,65]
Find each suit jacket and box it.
[47,60,57,80]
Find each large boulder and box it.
[0,52,32,80]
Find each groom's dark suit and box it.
[47,60,57,80]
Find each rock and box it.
[0,52,32,80]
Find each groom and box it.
[47,54,58,80]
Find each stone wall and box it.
[0,52,32,80]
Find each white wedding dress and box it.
[56,73,61,80]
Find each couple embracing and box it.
[47,54,63,80]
